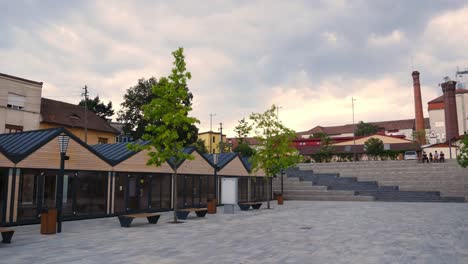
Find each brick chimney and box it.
[441,80,459,142]
[412,71,426,144]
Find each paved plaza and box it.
[1,201,467,264]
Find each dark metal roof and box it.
[204,153,238,170]
[91,140,148,166]
[241,156,253,171]
[0,127,63,163]
[167,147,197,169]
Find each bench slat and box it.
[123,213,161,218]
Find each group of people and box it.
[421,150,445,163]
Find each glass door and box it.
[127,174,150,212]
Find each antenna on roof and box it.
[82,85,89,143]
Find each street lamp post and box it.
[57,134,69,233]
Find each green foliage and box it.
[364,137,384,160]
[457,135,468,168]
[381,150,399,160]
[312,132,327,138]
[355,121,379,136]
[249,105,303,177]
[117,76,198,141]
[234,118,252,145]
[336,152,354,162]
[191,138,208,154]
[78,94,114,119]
[128,47,199,222]
[218,141,231,153]
[131,47,199,166]
[412,129,427,143]
[234,142,255,157]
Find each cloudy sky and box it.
[2,0,468,136]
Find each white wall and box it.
[0,76,42,132]
[428,109,446,143]
[456,93,468,136]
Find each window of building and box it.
[212,136,215,143]
[97,137,108,144]
[5,124,23,133]
[7,93,25,110]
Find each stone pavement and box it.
[1,201,467,264]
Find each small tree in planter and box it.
[249,105,302,209]
[129,47,199,223]
[364,138,384,160]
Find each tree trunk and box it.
[266,177,271,209]
[173,168,178,223]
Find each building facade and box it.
[198,131,226,154]
[428,88,468,143]
[40,98,119,145]
[0,73,42,133]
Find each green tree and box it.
[318,133,334,162]
[364,137,384,160]
[355,121,379,136]
[129,47,199,223]
[117,77,198,141]
[234,118,252,145]
[234,142,256,157]
[457,135,468,168]
[249,105,302,208]
[78,94,114,119]
[192,138,208,154]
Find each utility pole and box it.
[276,105,283,121]
[82,85,89,143]
[209,113,216,132]
[209,113,216,154]
[219,122,223,154]
[352,97,356,161]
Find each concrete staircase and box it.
[272,174,375,201]
[296,160,467,202]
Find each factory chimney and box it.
[441,80,459,143]
[412,71,426,144]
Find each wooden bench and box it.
[0,227,14,243]
[118,213,161,227]
[238,202,263,211]
[176,208,208,220]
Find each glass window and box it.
[4,124,23,133]
[114,174,126,214]
[160,174,171,209]
[0,169,7,223]
[75,171,106,216]
[151,175,162,209]
[238,178,248,202]
[18,170,39,222]
[98,137,108,144]
[7,93,25,110]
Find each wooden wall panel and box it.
[65,140,111,171]
[218,157,250,176]
[16,137,111,171]
[177,151,214,175]
[250,167,266,177]
[113,150,173,173]
[16,139,61,169]
[0,152,14,167]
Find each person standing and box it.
[434,151,439,163]
[429,152,433,162]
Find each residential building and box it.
[198,131,226,154]
[226,137,260,151]
[0,73,43,133]
[40,98,119,144]
[297,118,430,141]
[110,122,133,143]
[427,88,468,143]
[296,134,421,161]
